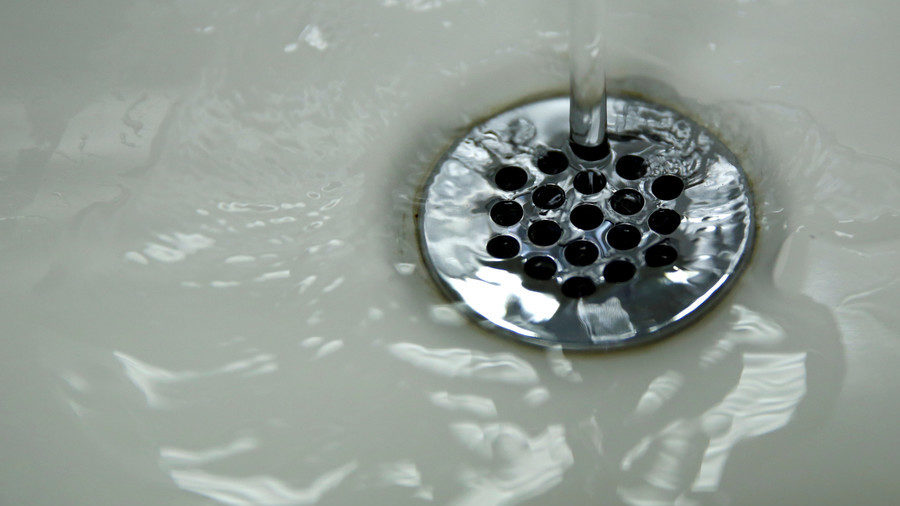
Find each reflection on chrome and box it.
[418,96,754,349]
[662,267,699,286]
[579,296,635,344]
[449,266,561,326]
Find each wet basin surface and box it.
[1,1,899,504]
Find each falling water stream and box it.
[568,0,607,150]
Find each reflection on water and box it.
[379,460,433,499]
[545,345,583,383]
[430,391,499,418]
[169,462,357,505]
[633,370,684,417]
[1,0,896,504]
[389,343,539,385]
[619,353,807,505]
[450,423,573,506]
[115,351,278,409]
[694,353,807,492]
[160,437,259,467]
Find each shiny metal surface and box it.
[568,0,607,149]
[418,95,755,350]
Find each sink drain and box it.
[417,95,754,350]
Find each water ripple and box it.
[389,343,539,385]
[170,461,357,505]
[449,423,573,506]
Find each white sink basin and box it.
[2,1,898,504]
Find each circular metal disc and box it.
[417,95,755,350]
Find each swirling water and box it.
[1,1,898,505]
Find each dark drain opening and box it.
[603,260,637,283]
[486,235,520,259]
[536,150,569,175]
[616,155,648,180]
[490,200,524,227]
[651,175,685,200]
[648,209,682,235]
[645,243,679,267]
[528,220,563,247]
[483,151,689,297]
[564,240,600,266]
[532,184,566,209]
[524,256,558,280]
[494,166,528,191]
[561,276,597,298]
[570,204,604,230]
[573,170,606,194]
[610,189,644,216]
[607,224,642,250]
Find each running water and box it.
[1,1,898,505]
[568,0,607,150]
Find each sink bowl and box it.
[1,1,898,504]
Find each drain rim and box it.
[416,94,755,351]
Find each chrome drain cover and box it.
[417,95,755,350]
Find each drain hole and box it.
[645,243,678,267]
[573,170,606,195]
[532,184,566,209]
[570,204,604,230]
[528,220,563,246]
[603,260,636,283]
[524,256,558,280]
[561,276,596,298]
[486,235,520,259]
[569,139,611,161]
[610,189,644,215]
[490,200,524,227]
[537,150,569,175]
[494,166,528,191]
[648,209,681,235]
[616,155,648,180]
[564,240,600,266]
[607,224,642,250]
[651,175,685,200]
